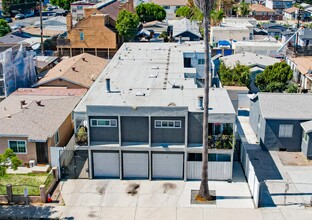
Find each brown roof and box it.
[98,0,122,21]
[22,27,64,37]
[34,53,108,88]
[151,0,187,6]
[249,4,275,13]
[13,88,87,96]
[284,6,298,13]
[289,56,312,75]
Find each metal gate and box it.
[60,150,89,179]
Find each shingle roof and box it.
[0,31,30,44]
[250,4,275,13]
[151,0,187,6]
[284,6,298,13]
[301,120,312,133]
[257,93,312,120]
[288,56,312,75]
[34,53,108,88]
[0,89,84,141]
[171,18,201,38]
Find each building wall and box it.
[266,0,274,9]
[233,43,282,57]
[89,116,119,143]
[188,112,203,144]
[264,119,305,151]
[301,132,312,159]
[249,98,266,142]
[151,117,185,144]
[65,14,117,50]
[71,4,93,20]
[37,79,86,89]
[0,137,37,164]
[211,28,251,43]
[121,116,149,143]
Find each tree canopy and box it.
[234,1,250,17]
[50,0,75,10]
[135,3,166,22]
[0,19,11,37]
[176,6,192,19]
[210,9,224,26]
[116,10,140,42]
[2,0,37,16]
[0,148,22,176]
[255,62,293,92]
[219,62,251,88]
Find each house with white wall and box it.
[211,26,252,44]
[150,0,187,19]
[70,1,95,20]
[265,0,293,14]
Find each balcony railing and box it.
[57,38,71,46]
[208,135,233,150]
[287,45,312,57]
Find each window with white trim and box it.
[54,130,60,146]
[8,140,26,153]
[278,124,293,138]
[91,119,117,127]
[198,59,205,65]
[155,120,181,128]
[302,130,309,143]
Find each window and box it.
[90,119,117,127]
[155,120,182,128]
[302,130,309,143]
[77,5,83,10]
[198,59,205,65]
[278,124,293,138]
[214,123,222,135]
[72,8,77,13]
[242,37,246,41]
[8,140,26,154]
[79,32,84,41]
[164,6,170,9]
[54,130,60,146]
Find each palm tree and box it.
[194,0,214,201]
[210,9,224,26]
[235,1,250,17]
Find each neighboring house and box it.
[261,23,288,38]
[142,20,168,37]
[34,56,59,74]
[211,26,252,44]
[0,88,86,164]
[71,1,95,20]
[57,0,134,58]
[285,28,312,56]
[265,0,293,14]
[232,40,284,58]
[249,93,312,159]
[168,18,201,41]
[283,6,298,20]
[222,17,257,28]
[249,4,282,20]
[33,53,108,89]
[286,56,312,91]
[73,42,236,181]
[220,52,280,92]
[150,0,187,19]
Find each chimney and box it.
[105,78,111,93]
[197,96,203,109]
[66,13,73,31]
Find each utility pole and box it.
[39,0,44,55]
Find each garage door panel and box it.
[93,152,119,178]
[123,153,148,179]
[152,153,184,179]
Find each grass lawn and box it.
[0,173,50,196]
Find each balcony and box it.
[57,38,71,46]
[208,135,233,150]
[287,44,312,57]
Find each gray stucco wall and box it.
[249,98,265,142]
[301,132,312,159]
[188,112,203,144]
[151,117,185,144]
[89,116,119,143]
[121,116,149,143]
[264,120,304,152]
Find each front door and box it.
[36,142,49,164]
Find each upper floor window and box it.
[155,120,181,128]
[77,5,83,10]
[198,59,205,65]
[72,8,77,12]
[54,130,60,146]
[278,124,293,138]
[79,32,84,41]
[164,6,170,9]
[8,140,26,154]
[91,119,117,127]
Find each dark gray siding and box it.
[188,112,203,144]
[89,116,119,143]
[121,117,149,143]
[264,120,304,151]
[151,117,185,144]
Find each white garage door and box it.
[123,152,148,179]
[93,152,119,178]
[152,153,184,179]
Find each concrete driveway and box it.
[59,162,264,220]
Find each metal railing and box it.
[57,38,71,46]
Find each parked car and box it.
[15,14,25,20]
[3,17,12,23]
[11,24,25,31]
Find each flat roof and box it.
[233,40,283,47]
[75,42,235,114]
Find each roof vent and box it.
[149,74,157,78]
[151,66,159,70]
[135,91,145,96]
[20,100,26,109]
[72,67,76,71]
[36,100,43,106]
[82,57,87,62]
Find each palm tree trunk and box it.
[198,4,212,201]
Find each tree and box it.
[219,62,251,88]
[135,3,166,22]
[255,62,293,92]
[176,6,192,19]
[50,0,75,10]
[285,83,298,93]
[0,19,11,37]
[234,1,250,17]
[194,0,213,201]
[116,10,140,42]
[210,9,224,26]
[0,148,22,176]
